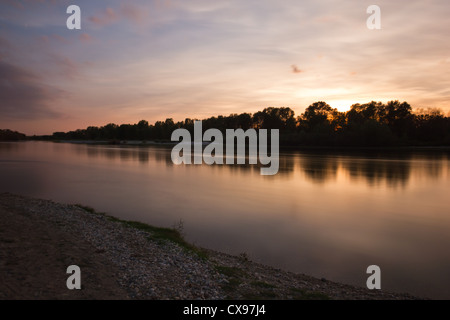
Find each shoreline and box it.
[0,193,422,300]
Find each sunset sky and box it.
[1,0,450,135]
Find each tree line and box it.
[0,129,27,141]
[28,100,450,147]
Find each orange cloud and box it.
[291,65,302,74]
[51,34,68,44]
[120,3,148,24]
[89,7,119,26]
[50,54,78,79]
[79,33,93,43]
[89,4,149,27]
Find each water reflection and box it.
[0,141,24,152]
[78,145,449,188]
[298,154,339,183]
[343,158,410,188]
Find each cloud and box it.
[3,0,24,9]
[0,36,10,47]
[88,4,149,27]
[51,34,68,44]
[0,61,62,119]
[36,34,68,45]
[89,8,119,26]
[291,65,302,74]
[38,35,50,44]
[89,7,119,26]
[0,36,11,59]
[49,54,79,79]
[79,33,93,43]
[120,3,148,24]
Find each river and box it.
[1,141,449,298]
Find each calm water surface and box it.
[1,141,449,298]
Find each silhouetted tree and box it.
[300,101,334,131]
[252,107,295,130]
[0,129,27,141]
[382,100,413,137]
[44,100,449,147]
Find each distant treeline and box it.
[37,101,450,146]
[0,129,27,141]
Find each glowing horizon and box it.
[1,1,450,135]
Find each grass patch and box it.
[215,266,247,278]
[75,204,207,260]
[214,266,248,298]
[221,278,242,293]
[118,220,208,260]
[289,288,330,300]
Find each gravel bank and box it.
[0,193,420,300]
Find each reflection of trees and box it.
[103,148,118,160]
[83,145,173,165]
[79,144,448,188]
[277,154,295,176]
[81,144,295,176]
[0,142,23,152]
[85,146,99,158]
[222,154,295,178]
[154,148,171,165]
[298,151,412,187]
[343,158,410,188]
[413,151,450,179]
[299,150,449,188]
[299,154,338,183]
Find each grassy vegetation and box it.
[251,281,276,289]
[214,266,247,278]
[73,204,208,259]
[214,266,280,300]
[214,266,246,298]
[213,264,330,300]
[221,278,243,294]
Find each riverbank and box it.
[0,193,420,300]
